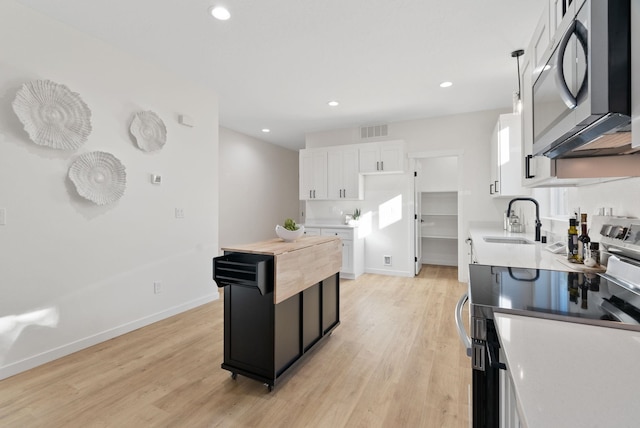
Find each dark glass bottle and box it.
[590,242,600,265]
[567,218,579,262]
[578,213,590,263]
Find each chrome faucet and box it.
[507,197,542,242]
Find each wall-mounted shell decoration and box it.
[68,151,126,205]
[130,110,167,152]
[12,79,92,150]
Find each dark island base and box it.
[220,273,340,391]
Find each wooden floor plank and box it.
[0,265,471,427]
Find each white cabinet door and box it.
[341,148,362,199]
[532,1,551,71]
[379,142,404,173]
[327,148,362,200]
[358,145,380,174]
[299,149,327,200]
[490,114,529,197]
[358,141,404,174]
[341,239,353,273]
[489,120,500,195]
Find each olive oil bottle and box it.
[567,218,579,262]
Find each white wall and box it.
[219,127,299,248]
[305,108,508,281]
[0,1,219,379]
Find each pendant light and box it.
[511,49,524,114]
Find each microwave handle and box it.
[556,20,578,109]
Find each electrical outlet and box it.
[154,282,162,294]
[175,208,184,219]
[383,255,392,266]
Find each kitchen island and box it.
[213,236,342,391]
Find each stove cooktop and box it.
[468,264,640,329]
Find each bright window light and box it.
[379,195,403,229]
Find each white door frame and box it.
[408,150,464,278]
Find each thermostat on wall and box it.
[151,174,162,184]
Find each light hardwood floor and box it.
[0,265,471,428]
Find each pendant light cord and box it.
[511,49,525,99]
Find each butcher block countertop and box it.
[222,236,342,304]
[221,235,339,256]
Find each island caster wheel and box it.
[231,372,237,380]
[267,384,273,392]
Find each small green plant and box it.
[283,218,299,231]
[352,208,361,220]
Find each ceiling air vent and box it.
[360,124,388,139]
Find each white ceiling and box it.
[15,0,546,150]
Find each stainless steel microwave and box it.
[532,0,633,159]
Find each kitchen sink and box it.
[483,236,533,245]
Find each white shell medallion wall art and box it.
[68,151,127,205]
[12,80,92,150]
[130,110,167,152]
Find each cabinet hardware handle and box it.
[489,184,494,195]
[310,190,312,199]
[381,161,384,170]
[343,189,346,198]
[494,180,499,194]
[313,190,316,198]
[525,154,535,179]
[376,161,379,171]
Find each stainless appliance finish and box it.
[456,218,640,427]
[532,0,632,159]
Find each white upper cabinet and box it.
[299,149,327,200]
[490,113,529,198]
[359,140,405,174]
[327,147,363,200]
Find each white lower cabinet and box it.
[303,226,364,279]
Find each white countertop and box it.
[494,313,640,428]
[469,222,603,272]
[303,223,357,229]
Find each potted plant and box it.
[275,218,305,242]
[348,208,361,226]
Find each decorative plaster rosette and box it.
[12,79,92,150]
[68,151,126,205]
[130,110,167,152]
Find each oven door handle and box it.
[455,293,472,357]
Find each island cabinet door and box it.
[274,295,302,376]
[322,274,340,334]
[224,285,275,379]
[302,284,322,351]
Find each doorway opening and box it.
[410,152,463,276]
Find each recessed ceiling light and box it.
[439,81,453,88]
[328,101,339,107]
[210,6,231,20]
[261,128,270,133]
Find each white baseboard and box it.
[0,292,219,381]
[365,268,414,277]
